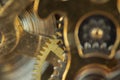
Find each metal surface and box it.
[0,0,120,80]
[0,0,56,80]
[33,33,67,80]
[38,0,120,80]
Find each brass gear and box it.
[33,32,67,80]
[33,15,67,80]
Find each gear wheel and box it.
[33,16,68,80]
[33,33,67,80]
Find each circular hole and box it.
[78,14,116,54]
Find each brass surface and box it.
[1,0,120,80]
[33,34,65,80]
[38,0,120,80]
[90,28,104,39]
[0,0,56,80]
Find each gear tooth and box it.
[44,44,48,48]
[36,55,41,59]
[45,43,50,47]
[45,41,51,46]
[40,50,45,55]
[33,73,41,80]
[58,40,63,44]
[43,46,48,50]
[46,38,52,44]
[49,38,54,42]
[52,35,57,39]
[47,39,52,43]
[56,32,62,37]
[40,47,45,51]
[34,62,40,67]
[40,46,48,51]
[33,69,39,72]
[57,40,64,48]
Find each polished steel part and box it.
[19,11,56,36]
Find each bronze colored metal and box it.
[0,0,39,62]
[74,64,110,80]
[0,0,56,80]
[38,0,120,80]
[90,28,104,39]
[1,0,120,80]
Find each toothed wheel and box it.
[33,15,68,80]
[33,33,67,80]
